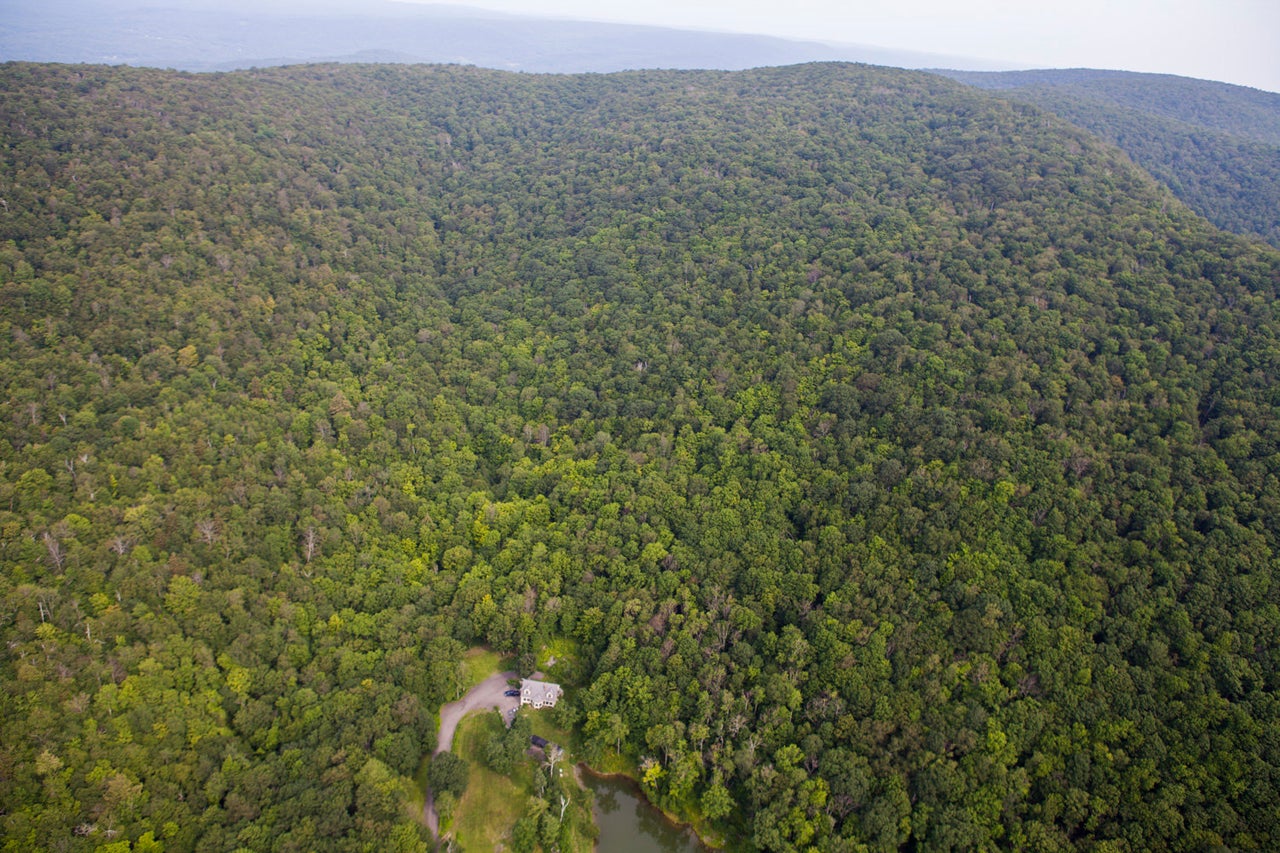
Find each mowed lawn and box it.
[448,708,597,851]
[449,712,530,849]
[462,648,514,691]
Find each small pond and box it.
[580,770,706,853]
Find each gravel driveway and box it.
[436,669,520,755]
[425,669,521,838]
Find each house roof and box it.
[520,678,562,695]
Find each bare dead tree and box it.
[43,532,65,571]
[196,519,219,545]
[544,744,565,775]
[302,526,318,564]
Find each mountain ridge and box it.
[936,68,1280,247]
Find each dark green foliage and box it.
[485,711,533,775]
[2,60,1280,851]
[938,69,1280,144]
[937,68,1280,246]
[428,752,469,799]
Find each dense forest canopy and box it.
[936,68,1280,247]
[936,70,1280,145]
[2,60,1280,851]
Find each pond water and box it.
[581,770,706,853]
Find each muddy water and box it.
[581,771,707,853]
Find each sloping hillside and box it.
[938,68,1280,246]
[2,62,1279,851]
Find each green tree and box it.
[428,752,470,799]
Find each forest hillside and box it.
[937,68,1280,246]
[2,62,1280,851]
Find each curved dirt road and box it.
[425,670,521,838]
[437,670,520,754]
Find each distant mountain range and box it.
[937,70,1280,246]
[0,0,1001,73]
[5,2,1277,247]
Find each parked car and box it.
[503,689,520,697]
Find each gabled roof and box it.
[520,678,562,694]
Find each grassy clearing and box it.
[449,712,527,850]
[449,708,597,852]
[461,647,513,690]
[586,748,632,777]
[537,637,582,684]
[406,753,431,826]
[527,713,572,750]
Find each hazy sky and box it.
[400,0,1280,91]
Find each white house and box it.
[520,678,563,709]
